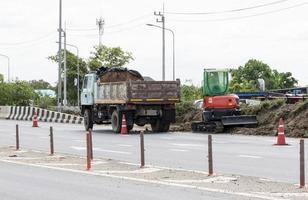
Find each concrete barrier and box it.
[1,106,83,124]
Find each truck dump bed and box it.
[95,81,181,104]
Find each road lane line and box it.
[70,146,86,151]
[169,149,189,152]
[171,143,204,147]
[93,148,132,155]
[117,144,133,147]
[237,155,262,159]
[70,146,132,155]
[0,159,288,200]
[160,136,173,140]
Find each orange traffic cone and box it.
[276,118,287,145]
[120,114,128,134]
[32,112,39,127]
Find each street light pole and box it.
[146,24,175,81]
[0,53,10,82]
[57,0,63,112]
[63,30,67,107]
[154,12,165,81]
[56,42,80,108]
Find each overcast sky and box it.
[0,0,307,86]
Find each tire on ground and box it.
[111,110,122,133]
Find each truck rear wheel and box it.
[111,110,121,133]
[84,109,93,131]
[151,119,170,132]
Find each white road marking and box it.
[99,167,161,174]
[40,163,81,166]
[70,146,86,151]
[73,139,84,143]
[171,143,204,147]
[0,159,288,200]
[117,144,133,147]
[255,192,308,197]
[165,176,237,184]
[70,146,132,155]
[93,148,132,155]
[39,136,49,139]
[160,136,173,140]
[169,149,189,152]
[237,155,262,159]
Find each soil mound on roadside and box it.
[173,100,308,137]
[233,100,308,137]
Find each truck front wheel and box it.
[111,110,122,133]
[84,109,93,131]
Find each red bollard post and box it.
[300,139,305,188]
[208,135,213,176]
[49,126,54,155]
[140,130,145,168]
[86,132,91,170]
[89,128,93,160]
[16,124,19,150]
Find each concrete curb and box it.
[1,106,83,124]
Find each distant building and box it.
[34,89,56,98]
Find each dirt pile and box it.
[173,102,202,131]
[173,100,308,137]
[97,67,144,82]
[233,100,308,137]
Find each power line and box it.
[165,0,291,15]
[0,32,56,46]
[169,2,308,22]
[105,13,152,28]
[66,13,152,32]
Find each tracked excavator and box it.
[191,69,257,133]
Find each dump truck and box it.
[81,67,180,133]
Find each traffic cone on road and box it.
[275,118,287,145]
[32,112,39,128]
[120,114,128,134]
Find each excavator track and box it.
[191,121,224,133]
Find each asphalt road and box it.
[1,161,259,200]
[0,119,306,183]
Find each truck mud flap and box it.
[221,115,257,126]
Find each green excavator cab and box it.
[202,69,229,96]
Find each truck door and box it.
[81,74,94,105]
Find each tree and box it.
[88,45,134,71]
[49,50,88,105]
[0,73,3,83]
[230,59,298,92]
[28,79,53,90]
[0,81,37,106]
[181,85,202,102]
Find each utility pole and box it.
[154,6,165,81]
[63,29,67,107]
[57,0,62,112]
[96,17,105,47]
